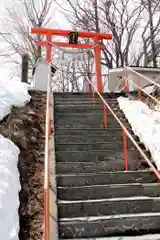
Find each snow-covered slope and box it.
[118,97,160,170]
[0,79,31,239]
[0,80,31,120]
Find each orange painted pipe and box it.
[92,90,96,105]
[44,189,49,240]
[31,27,112,40]
[103,104,107,129]
[122,130,128,171]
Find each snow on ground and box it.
[118,97,160,170]
[0,80,31,120]
[142,85,155,95]
[0,79,31,239]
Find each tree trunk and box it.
[147,0,157,67]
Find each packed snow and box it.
[0,79,31,239]
[118,97,160,170]
[0,80,31,120]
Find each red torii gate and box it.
[31,28,112,92]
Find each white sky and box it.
[0,0,70,80]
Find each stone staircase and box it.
[54,92,160,239]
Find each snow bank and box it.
[117,97,160,170]
[0,79,31,120]
[0,80,31,239]
[0,135,20,240]
[142,85,155,95]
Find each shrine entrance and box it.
[31,28,112,92]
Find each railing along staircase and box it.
[49,68,160,239]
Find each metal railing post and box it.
[103,103,107,129]
[122,130,128,171]
[92,89,96,105]
[85,75,160,181]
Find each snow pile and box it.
[0,135,20,240]
[142,85,155,94]
[0,79,31,120]
[117,97,160,170]
[0,80,31,239]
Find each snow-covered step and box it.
[54,93,160,238]
[60,234,160,240]
[58,183,160,201]
[58,196,160,218]
[57,171,157,187]
[59,212,160,238]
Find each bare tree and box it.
[140,0,160,67]
[0,0,56,78]
[59,0,144,68]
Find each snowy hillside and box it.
[0,79,30,240]
[118,97,160,170]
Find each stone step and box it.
[53,92,126,98]
[54,99,118,105]
[56,160,140,174]
[58,197,160,218]
[54,116,128,125]
[55,142,135,151]
[57,183,160,200]
[54,105,119,111]
[55,128,126,136]
[54,102,118,108]
[57,171,157,187]
[54,111,124,117]
[55,123,124,129]
[58,213,160,238]
[60,234,160,240]
[55,134,132,144]
[54,107,119,113]
[55,123,131,129]
[55,149,144,163]
[55,122,131,131]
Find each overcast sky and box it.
[0,0,70,80]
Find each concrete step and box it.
[60,234,160,240]
[57,183,160,200]
[55,123,130,129]
[55,142,135,151]
[55,128,126,136]
[59,213,160,238]
[54,102,119,108]
[54,107,119,113]
[56,160,141,174]
[58,196,160,218]
[57,171,157,187]
[54,111,124,117]
[54,116,128,125]
[53,92,126,98]
[55,124,111,129]
[55,149,144,163]
[54,99,118,105]
[55,134,127,143]
[54,105,119,111]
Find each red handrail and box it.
[44,63,52,240]
[124,66,160,104]
[85,76,160,180]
